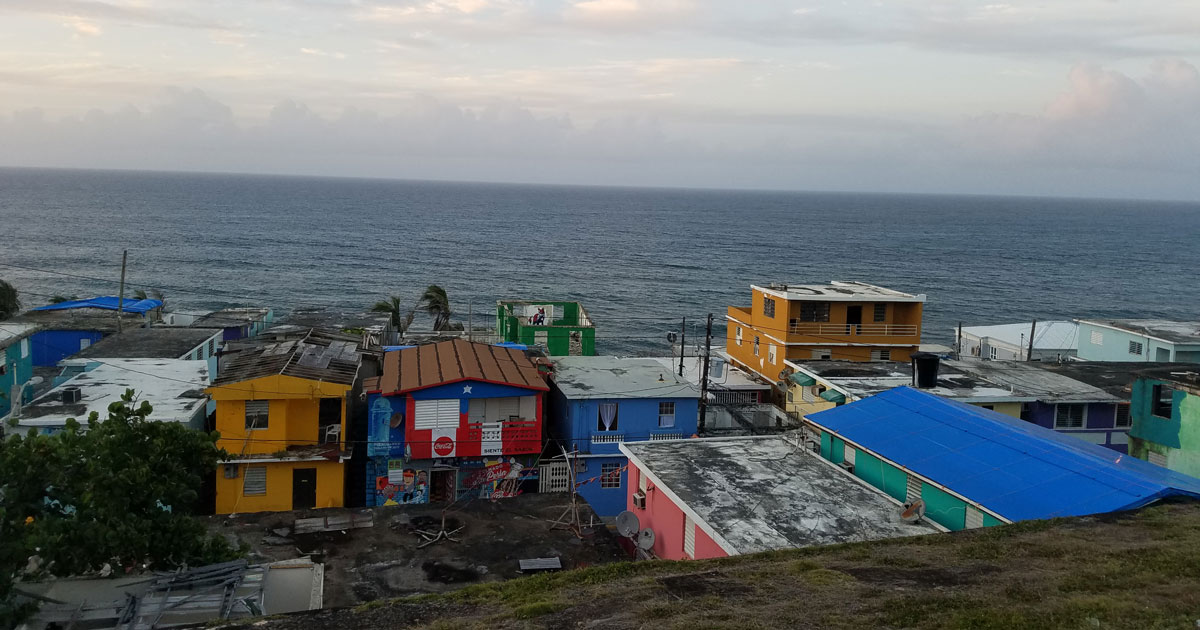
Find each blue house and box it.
[549,356,700,518]
[0,323,39,418]
[20,296,163,366]
[804,387,1200,532]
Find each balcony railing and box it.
[649,433,685,441]
[591,433,624,444]
[786,323,919,337]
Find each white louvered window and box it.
[683,515,696,559]
[243,466,267,496]
[1114,403,1132,428]
[414,399,461,430]
[843,444,856,465]
[1128,341,1143,355]
[812,349,832,360]
[767,344,777,364]
[1148,451,1168,467]
[735,327,742,346]
[1054,404,1086,429]
[1090,330,1103,345]
[906,474,922,504]
[638,468,648,492]
[802,386,815,403]
[870,349,891,361]
[965,506,984,529]
[245,401,269,430]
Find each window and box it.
[1152,385,1175,418]
[243,466,267,496]
[21,339,29,359]
[873,304,887,322]
[245,401,269,430]
[1115,403,1132,428]
[638,468,648,493]
[1090,330,1103,345]
[597,402,619,431]
[989,347,998,360]
[1129,340,1143,355]
[414,399,461,430]
[905,474,922,504]
[753,336,760,356]
[600,463,622,488]
[787,390,794,402]
[964,506,984,530]
[763,297,776,318]
[735,327,742,346]
[843,443,856,465]
[208,339,216,355]
[658,402,676,427]
[767,344,777,364]
[802,386,815,402]
[1054,404,1086,429]
[683,515,696,559]
[798,302,831,322]
[870,349,891,361]
[1148,451,1168,467]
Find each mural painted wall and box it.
[367,455,539,506]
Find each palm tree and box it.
[371,296,415,336]
[0,279,19,320]
[420,285,453,331]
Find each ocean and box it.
[2,167,1198,355]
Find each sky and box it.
[2,1,1200,200]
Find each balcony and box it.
[591,433,624,444]
[786,323,919,337]
[463,419,540,443]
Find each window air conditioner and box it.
[633,491,646,509]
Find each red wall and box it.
[627,464,730,561]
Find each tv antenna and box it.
[549,445,588,538]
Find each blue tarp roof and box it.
[806,387,1200,522]
[494,342,528,350]
[33,296,163,314]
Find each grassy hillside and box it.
[237,501,1200,630]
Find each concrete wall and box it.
[1076,322,1197,362]
[215,460,344,514]
[627,464,729,560]
[1,337,34,417]
[1129,378,1200,477]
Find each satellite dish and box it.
[637,528,656,550]
[667,332,678,343]
[778,367,792,380]
[615,511,640,538]
[900,499,926,523]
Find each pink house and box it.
[619,436,939,560]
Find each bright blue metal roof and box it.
[33,296,163,314]
[806,387,1200,522]
[494,342,528,350]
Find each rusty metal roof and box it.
[214,329,361,386]
[376,339,547,394]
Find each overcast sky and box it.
[2,1,1200,200]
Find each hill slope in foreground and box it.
[233,501,1200,630]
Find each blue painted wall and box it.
[575,456,629,517]
[2,337,35,417]
[549,391,699,455]
[30,330,106,366]
[1023,401,1127,453]
[409,380,541,401]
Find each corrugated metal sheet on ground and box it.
[806,387,1200,522]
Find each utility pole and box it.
[956,321,963,360]
[116,250,127,333]
[698,313,713,433]
[678,316,686,377]
[1027,319,1037,362]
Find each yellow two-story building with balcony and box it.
[725,281,926,386]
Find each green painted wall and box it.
[982,513,1005,528]
[820,430,832,460]
[497,301,596,356]
[854,450,885,489]
[921,482,968,531]
[881,462,909,503]
[1130,378,1200,478]
[830,436,846,465]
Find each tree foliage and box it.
[420,285,453,331]
[0,391,239,625]
[370,295,415,335]
[0,279,19,320]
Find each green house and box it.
[1129,368,1200,476]
[497,300,596,356]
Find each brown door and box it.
[846,305,863,334]
[430,470,457,503]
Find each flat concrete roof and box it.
[959,321,1079,350]
[754,281,926,303]
[0,322,39,348]
[622,436,939,555]
[552,356,700,400]
[647,355,769,391]
[74,326,221,359]
[11,359,209,428]
[1036,361,1199,399]
[789,360,1035,404]
[946,359,1120,404]
[1080,319,1200,345]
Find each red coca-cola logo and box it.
[433,436,455,456]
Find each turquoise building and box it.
[1076,319,1200,363]
[0,323,39,418]
[1128,368,1200,476]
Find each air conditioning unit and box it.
[632,491,646,510]
[62,387,82,404]
[839,461,855,474]
[223,464,239,479]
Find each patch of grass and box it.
[874,593,975,627]
[639,600,689,620]
[800,568,856,587]
[955,540,1005,560]
[787,559,821,574]
[353,598,390,612]
[511,600,564,619]
[1002,582,1043,603]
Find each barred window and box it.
[600,463,622,489]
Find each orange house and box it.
[725,281,925,385]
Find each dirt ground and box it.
[223,499,1200,630]
[207,493,626,608]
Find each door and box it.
[319,398,342,443]
[430,469,457,503]
[292,468,317,510]
[846,305,863,334]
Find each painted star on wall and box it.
[463,385,473,394]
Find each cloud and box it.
[63,17,102,36]
[1,0,234,30]
[300,47,347,59]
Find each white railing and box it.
[649,433,685,441]
[591,433,624,444]
[787,323,918,337]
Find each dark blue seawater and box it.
[2,167,1198,354]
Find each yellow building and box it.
[207,331,362,514]
[726,281,926,388]
[783,359,1028,419]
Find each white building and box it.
[956,321,1079,362]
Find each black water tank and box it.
[911,352,940,388]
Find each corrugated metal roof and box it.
[376,339,547,394]
[213,330,361,386]
[806,387,1200,522]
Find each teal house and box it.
[1076,319,1200,363]
[1129,368,1200,476]
[497,300,596,356]
[0,323,39,418]
[804,387,1200,532]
